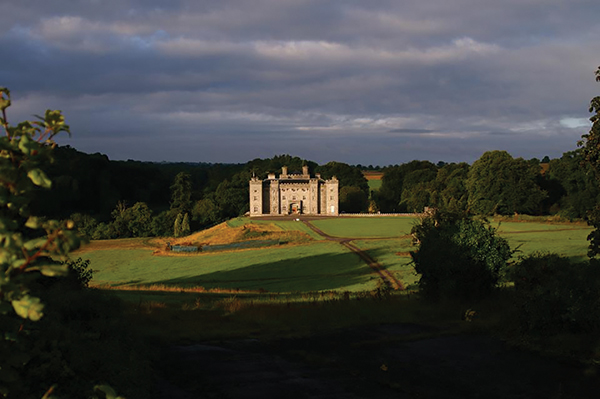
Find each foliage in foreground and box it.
[0,88,148,398]
[510,253,600,334]
[579,66,600,257]
[410,211,513,301]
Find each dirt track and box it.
[299,220,404,290]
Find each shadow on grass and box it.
[153,250,390,292]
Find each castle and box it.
[249,166,339,216]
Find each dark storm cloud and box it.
[0,0,598,164]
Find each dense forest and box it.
[34,144,599,240]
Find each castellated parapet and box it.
[249,166,339,216]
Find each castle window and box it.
[253,196,257,200]
[330,196,333,200]
[253,206,258,212]
[303,196,306,200]
[282,196,286,200]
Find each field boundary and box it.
[250,213,422,218]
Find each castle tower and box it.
[324,176,339,215]
[269,179,280,215]
[249,177,263,216]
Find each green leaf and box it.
[27,168,52,189]
[11,294,44,321]
[23,237,47,251]
[0,87,10,112]
[29,264,68,277]
[24,216,42,229]
[18,134,36,155]
[94,385,117,399]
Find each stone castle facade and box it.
[249,166,339,216]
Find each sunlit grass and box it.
[352,238,419,288]
[311,217,418,238]
[87,242,385,292]
[368,179,382,191]
[501,229,592,261]
[227,217,323,239]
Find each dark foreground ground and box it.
[155,323,600,399]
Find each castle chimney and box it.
[302,165,309,176]
[282,166,288,176]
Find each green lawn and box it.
[368,180,382,191]
[352,238,418,288]
[491,220,592,261]
[87,242,380,292]
[83,217,593,295]
[493,220,589,232]
[311,217,417,238]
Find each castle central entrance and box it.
[289,202,302,214]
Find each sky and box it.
[1,0,598,166]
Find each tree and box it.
[125,202,154,237]
[428,163,470,213]
[170,172,193,215]
[376,161,437,212]
[410,211,513,300]
[546,150,598,218]
[174,213,183,237]
[339,186,368,213]
[466,151,547,215]
[192,197,220,226]
[399,168,437,212]
[181,213,191,237]
[579,66,600,257]
[316,161,369,198]
[0,88,85,396]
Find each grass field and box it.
[84,241,380,292]
[368,179,382,191]
[80,217,593,295]
[352,238,418,288]
[227,217,323,240]
[311,217,416,238]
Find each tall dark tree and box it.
[579,66,600,257]
[428,163,470,213]
[170,172,193,215]
[399,167,438,212]
[546,151,598,218]
[376,161,437,212]
[316,161,369,196]
[339,186,369,213]
[466,151,547,215]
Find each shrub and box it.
[410,211,513,301]
[63,257,94,288]
[509,253,600,334]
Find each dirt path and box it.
[301,220,404,290]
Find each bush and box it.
[410,211,513,301]
[509,253,600,334]
[63,257,94,288]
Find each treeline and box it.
[36,146,598,239]
[33,149,370,238]
[374,149,598,219]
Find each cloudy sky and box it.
[1,0,598,165]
